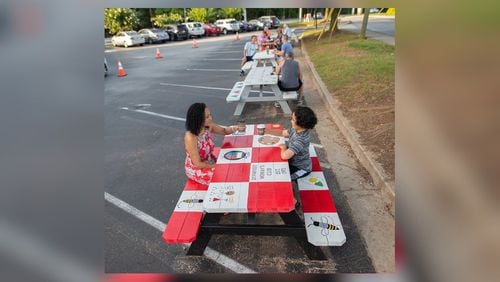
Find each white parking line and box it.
[159,82,274,94]
[104,192,257,273]
[186,68,241,72]
[202,58,241,61]
[208,51,241,53]
[121,107,186,122]
[311,142,324,148]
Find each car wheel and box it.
[148,38,152,44]
[223,29,227,35]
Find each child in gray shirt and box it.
[278,107,318,180]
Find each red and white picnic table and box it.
[232,66,293,116]
[183,123,329,260]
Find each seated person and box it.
[274,51,305,105]
[240,35,258,75]
[275,106,318,181]
[273,34,293,60]
[184,103,237,185]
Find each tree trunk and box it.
[360,8,370,39]
[328,8,342,40]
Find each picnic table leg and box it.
[233,85,251,116]
[186,213,223,256]
[279,211,327,260]
[271,85,292,115]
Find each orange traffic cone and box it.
[235,32,240,40]
[117,60,127,77]
[155,48,163,59]
[192,39,198,48]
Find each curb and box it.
[300,41,395,211]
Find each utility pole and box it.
[243,8,247,21]
[360,8,370,39]
[299,8,302,22]
[183,8,186,22]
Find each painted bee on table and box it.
[308,216,341,237]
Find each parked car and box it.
[111,31,145,48]
[237,21,255,32]
[258,16,281,28]
[138,28,169,44]
[214,19,240,35]
[164,24,188,41]
[184,22,204,38]
[249,19,271,30]
[203,23,221,36]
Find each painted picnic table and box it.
[232,66,292,116]
[185,124,329,260]
[203,124,294,213]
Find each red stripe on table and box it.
[106,274,172,282]
[184,179,209,191]
[311,157,321,172]
[247,182,294,212]
[162,211,203,243]
[211,163,251,183]
[221,135,253,148]
[252,147,283,162]
[299,190,337,213]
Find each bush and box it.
[152,13,183,27]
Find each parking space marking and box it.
[120,107,186,122]
[202,58,241,61]
[159,82,274,94]
[104,192,257,273]
[186,68,241,72]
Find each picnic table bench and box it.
[226,66,294,116]
[162,125,345,259]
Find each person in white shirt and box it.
[240,35,258,76]
[283,24,293,38]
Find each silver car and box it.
[111,31,145,48]
[138,28,169,44]
[249,19,270,30]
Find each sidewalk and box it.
[294,35,395,272]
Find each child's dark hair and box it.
[185,103,206,135]
[294,106,317,129]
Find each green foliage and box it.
[104,8,140,35]
[133,8,152,28]
[187,8,207,23]
[152,13,183,27]
[206,8,220,23]
[221,8,242,19]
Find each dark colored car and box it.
[138,28,169,44]
[258,16,281,28]
[248,19,270,30]
[203,23,221,36]
[238,21,255,32]
[165,24,188,41]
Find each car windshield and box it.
[194,23,201,27]
[178,24,186,28]
[126,31,138,36]
[229,20,236,24]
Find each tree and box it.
[104,8,140,35]
[221,8,242,19]
[360,8,370,39]
[187,8,207,23]
[133,8,152,28]
[151,13,183,28]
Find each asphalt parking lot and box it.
[104,30,375,273]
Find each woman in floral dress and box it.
[184,103,237,185]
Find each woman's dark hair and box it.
[294,106,317,129]
[185,103,207,135]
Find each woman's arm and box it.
[209,122,236,136]
[185,133,215,168]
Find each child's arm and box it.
[279,144,295,160]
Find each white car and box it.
[184,22,204,38]
[214,19,240,35]
[111,31,145,48]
